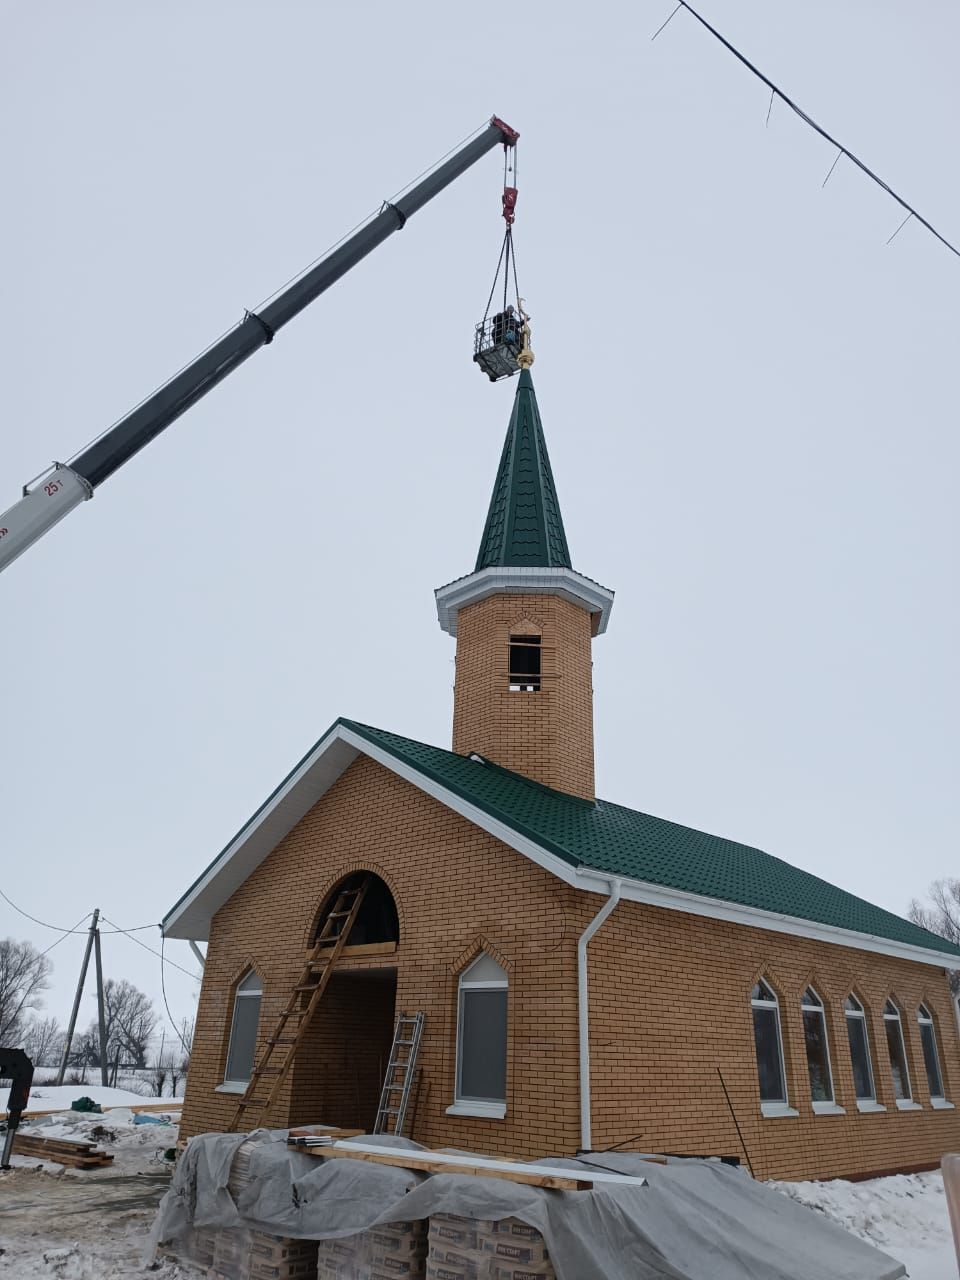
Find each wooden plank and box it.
[0,1100,182,1122]
[287,1126,365,1142]
[316,1142,650,1189]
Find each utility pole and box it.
[56,908,99,1087]
[93,922,108,1087]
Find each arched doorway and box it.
[290,872,399,1130]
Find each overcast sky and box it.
[2,1,957,1045]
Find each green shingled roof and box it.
[475,371,572,571]
[342,718,960,960]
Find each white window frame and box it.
[844,994,883,1113]
[447,953,508,1120]
[918,1003,952,1108]
[801,986,843,1114]
[752,979,797,1118]
[883,998,920,1110]
[217,969,262,1093]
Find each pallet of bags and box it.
[426,1215,555,1280]
[209,1227,319,1280]
[316,1218,427,1280]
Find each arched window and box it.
[313,873,399,948]
[451,953,508,1118]
[917,1004,945,1102]
[844,994,878,1108]
[751,979,788,1110]
[224,970,262,1087]
[883,998,913,1105]
[801,987,836,1108]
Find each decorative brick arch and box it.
[303,861,405,950]
[451,934,513,977]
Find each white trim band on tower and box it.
[435,566,615,637]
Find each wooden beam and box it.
[315,1142,650,1190]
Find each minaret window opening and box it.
[509,635,541,692]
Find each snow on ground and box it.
[772,1170,958,1280]
[0,1083,177,1114]
[0,1109,197,1278]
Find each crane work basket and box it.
[473,309,523,382]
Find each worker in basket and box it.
[492,304,518,349]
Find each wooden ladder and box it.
[228,874,371,1132]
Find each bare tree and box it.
[0,938,52,1043]
[82,979,158,1069]
[909,879,960,992]
[22,1014,64,1067]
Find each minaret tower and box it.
[435,371,613,800]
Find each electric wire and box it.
[658,0,960,261]
[99,916,199,980]
[38,912,93,958]
[160,933,194,1057]
[0,886,92,935]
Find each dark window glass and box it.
[753,1005,786,1103]
[226,978,261,1083]
[802,1006,833,1102]
[509,636,541,691]
[458,989,507,1102]
[919,1019,944,1100]
[845,1014,875,1101]
[884,1014,911,1100]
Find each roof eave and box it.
[435,565,614,637]
[162,720,960,969]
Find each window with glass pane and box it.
[225,971,262,1084]
[456,954,508,1104]
[751,980,787,1104]
[917,1005,944,1100]
[883,999,912,1101]
[801,987,834,1103]
[844,995,876,1102]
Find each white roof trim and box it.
[434,566,614,637]
[162,724,960,970]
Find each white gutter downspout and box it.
[578,878,621,1152]
[188,940,206,969]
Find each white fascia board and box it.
[570,869,960,971]
[434,566,614,637]
[162,727,360,940]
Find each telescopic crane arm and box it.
[0,116,519,576]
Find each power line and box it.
[657,0,960,260]
[0,886,91,935]
[39,912,93,958]
[99,916,199,981]
[160,934,194,1057]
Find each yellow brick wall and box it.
[179,754,960,1180]
[452,593,595,800]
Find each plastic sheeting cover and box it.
[150,1132,906,1280]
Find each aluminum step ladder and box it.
[373,1010,425,1137]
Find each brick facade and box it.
[452,593,595,800]
[180,754,960,1181]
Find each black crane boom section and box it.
[71,118,517,490]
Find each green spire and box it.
[474,371,572,571]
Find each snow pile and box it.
[771,1170,957,1280]
[7,1106,180,1177]
[1,1082,180,1114]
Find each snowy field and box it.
[1,1109,957,1280]
[0,1083,175,1115]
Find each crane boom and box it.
[0,115,519,575]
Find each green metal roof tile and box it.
[342,718,960,960]
[474,371,572,571]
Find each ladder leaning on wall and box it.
[227,874,372,1132]
[373,1010,425,1137]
